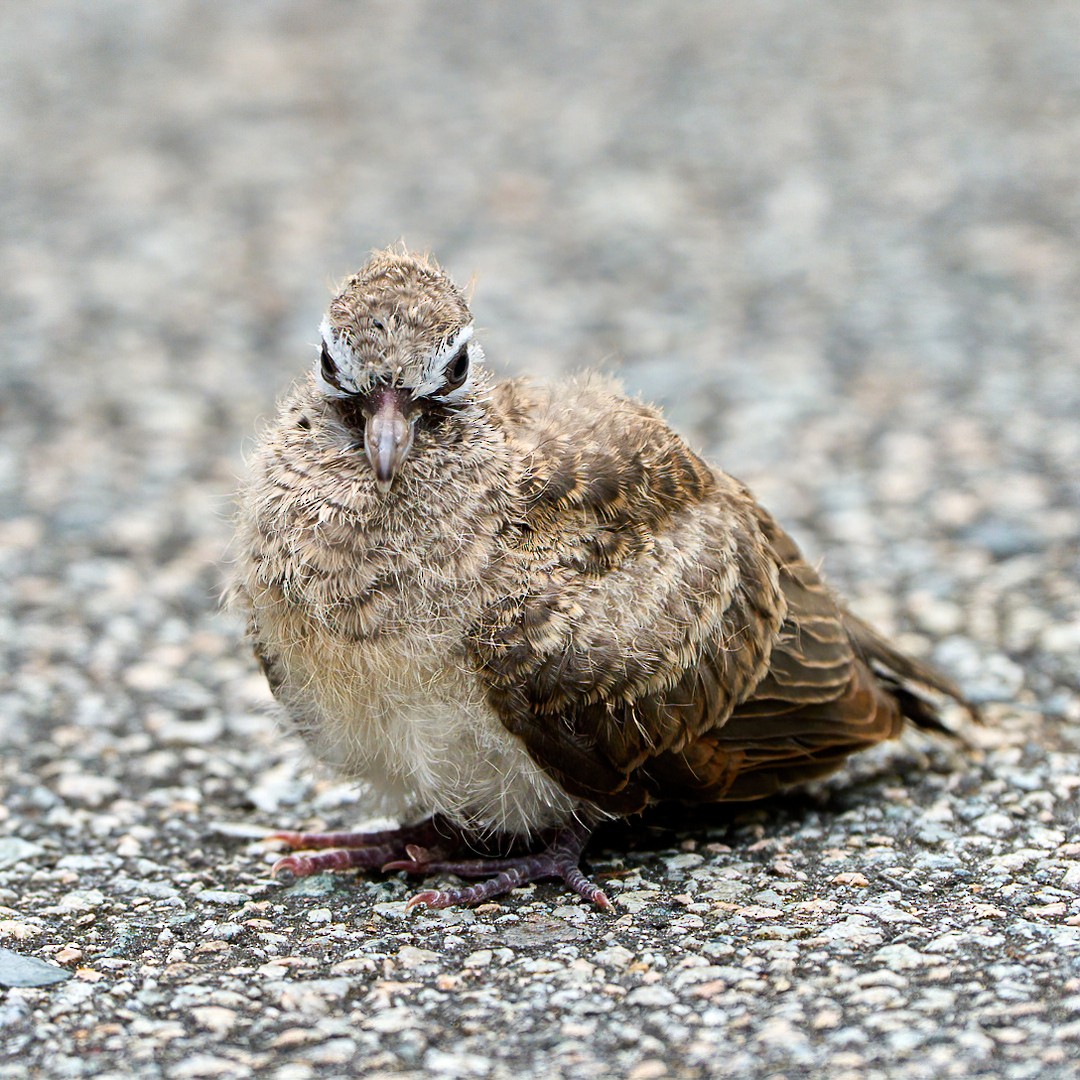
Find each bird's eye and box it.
[320,343,341,389]
[440,344,470,393]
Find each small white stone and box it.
[146,712,225,747]
[55,774,119,808]
[616,890,660,913]
[307,1038,359,1066]
[167,1054,244,1078]
[197,890,247,907]
[594,945,636,968]
[552,904,588,923]
[362,1006,418,1032]
[395,945,439,968]
[664,852,705,871]
[372,902,408,919]
[625,985,678,1007]
[974,812,1015,836]
[1041,620,1080,654]
[115,835,142,857]
[819,915,884,948]
[0,839,45,869]
[57,889,106,912]
[0,920,43,941]
[191,1006,238,1033]
[423,1050,492,1076]
[754,1017,813,1064]
[875,943,933,971]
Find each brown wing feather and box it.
[632,508,908,803]
[473,379,968,815]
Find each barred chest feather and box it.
[236,389,579,835]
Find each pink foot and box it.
[384,821,610,911]
[267,817,457,882]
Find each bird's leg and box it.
[383,819,611,911]
[268,816,464,882]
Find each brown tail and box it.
[843,610,981,729]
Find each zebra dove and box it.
[230,248,969,910]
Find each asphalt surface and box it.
[2,3,1079,1077]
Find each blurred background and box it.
[3,0,1079,766]
[1,4,1079,1073]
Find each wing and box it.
[638,512,962,803]
[470,378,785,814]
[471,378,966,815]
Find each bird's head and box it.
[315,249,484,493]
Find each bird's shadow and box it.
[588,791,821,862]
[587,725,976,868]
[586,751,953,869]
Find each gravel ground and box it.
[2,3,1079,1078]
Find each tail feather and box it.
[843,610,981,727]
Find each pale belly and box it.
[276,631,579,836]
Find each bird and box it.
[230,247,971,911]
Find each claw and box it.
[393,821,609,911]
[271,855,305,882]
[257,816,607,911]
[405,890,442,912]
[381,858,420,873]
[589,888,613,911]
[381,845,438,874]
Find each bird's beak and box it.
[364,388,415,493]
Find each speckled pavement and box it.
[2,4,1079,1078]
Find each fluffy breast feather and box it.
[231,380,579,835]
[266,626,579,835]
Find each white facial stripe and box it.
[315,316,357,397]
[314,318,479,401]
[414,324,476,399]
[432,324,474,365]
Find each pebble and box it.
[371,902,409,920]
[196,891,248,907]
[54,774,120,808]
[974,812,1016,837]
[169,1055,251,1079]
[0,839,45,870]
[0,921,43,942]
[736,905,783,920]
[55,889,106,913]
[362,1007,419,1033]
[875,944,934,971]
[594,946,636,968]
[145,712,225,746]
[191,1006,239,1033]
[395,946,440,970]
[625,985,678,1008]
[853,899,920,924]
[1042,621,1080,655]
[0,947,71,988]
[245,760,311,814]
[663,853,705,872]
[423,1050,493,1076]
[817,916,885,949]
[754,1018,814,1063]
[307,1039,359,1066]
